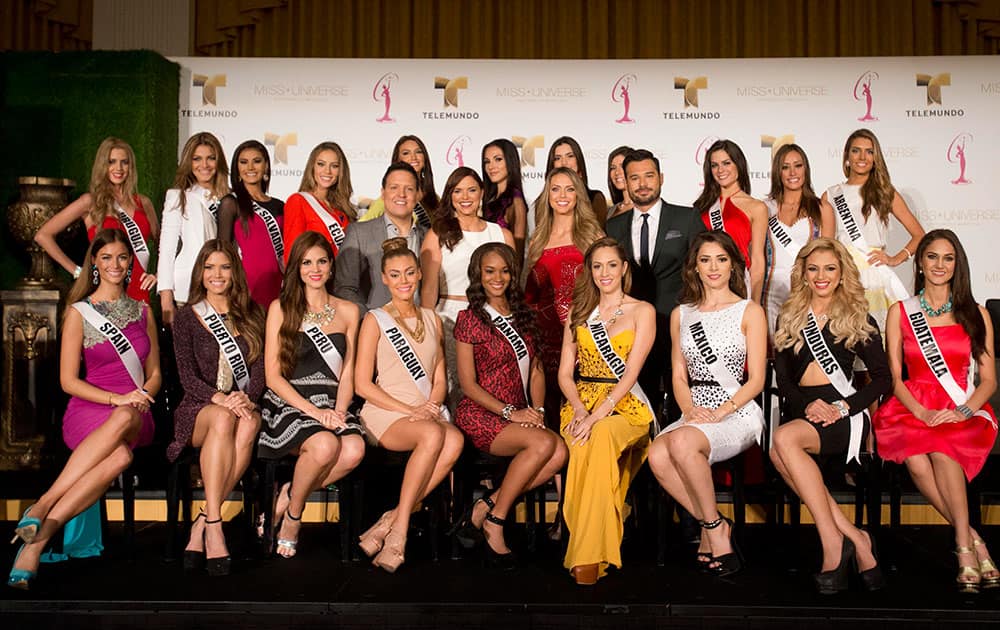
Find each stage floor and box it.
[2,521,1000,629]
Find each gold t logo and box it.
[193,74,227,106]
[264,132,298,165]
[433,76,468,107]
[916,73,950,106]
[512,135,545,167]
[674,76,708,108]
[761,134,795,160]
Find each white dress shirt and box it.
[630,200,663,262]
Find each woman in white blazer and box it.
[158,133,230,324]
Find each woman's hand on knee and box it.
[683,406,717,424]
[805,399,840,426]
[317,408,348,430]
[113,388,155,413]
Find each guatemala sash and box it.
[72,301,144,389]
[192,300,250,391]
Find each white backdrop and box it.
[172,56,1000,298]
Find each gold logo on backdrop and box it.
[264,132,298,164]
[674,76,708,108]
[512,135,545,167]
[761,134,795,160]
[433,76,468,107]
[192,74,227,106]
[916,73,951,106]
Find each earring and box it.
[92,265,99,285]
[125,267,133,286]
[264,173,269,181]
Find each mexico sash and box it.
[803,310,865,463]
[707,199,725,231]
[302,321,343,378]
[483,304,530,403]
[252,200,285,269]
[192,300,250,392]
[114,202,151,271]
[371,307,450,421]
[300,192,347,249]
[72,301,145,389]
[830,184,908,301]
[586,306,657,432]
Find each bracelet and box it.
[535,406,545,415]
[606,395,617,409]
[902,246,913,260]
[727,399,739,413]
[73,265,82,279]
[108,393,115,407]
[501,404,516,421]
[956,404,974,419]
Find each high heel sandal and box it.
[972,536,1000,589]
[204,518,231,577]
[359,510,395,557]
[183,511,206,572]
[372,529,406,573]
[448,496,494,550]
[6,543,35,590]
[482,512,516,571]
[857,529,885,592]
[10,505,41,545]
[701,514,743,577]
[276,508,301,558]
[814,536,855,595]
[956,546,981,594]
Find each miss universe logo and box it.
[446,135,471,167]
[694,136,720,186]
[373,72,398,123]
[612,74,636,124]
[947,132,973,185]
[853,70,878,122]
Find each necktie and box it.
[640,212,650,267]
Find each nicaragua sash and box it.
[72,301,144,389]
[586,306,657,432]
[192,301,250,392]
[413,202,432,229]
[900,297,994,425]
[483,304,531,403]
[114,202,151,271]
[803,310,865,463]
[830,184,908,301]
[707,199,725,231]
[300,192,347,249]
[252,200,285,269]
[302,321,343,379]
[371,307,450,421]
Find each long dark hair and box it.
[693,139,751,215]
[767,143,821,226]
[278,231,336,377]
[842,128,894,224]
[914,229,987,360]
[433,167,483,251]
[229,139,272,237]
[545,136,590,186]
[299,141,356,220]
[679,231,747,306]
[466,242,538,345]
[392,135,439,213]
[568,237,632,337]
[607,145,633,205]
[65,228,133,309]
[186,239,266,363]
[481,139,524,223]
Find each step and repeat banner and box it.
[172,56,1000,298]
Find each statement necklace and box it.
[595,292,625,327]
[387,303,425,343]
[303,302,336,326]
[919,288,953,317]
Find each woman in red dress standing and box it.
[283,141,355,260]
[873,229,998,593]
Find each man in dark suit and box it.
[605,149,705,420]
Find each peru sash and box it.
[192,301,250,392]
[586,306,657,432]
[483,304,530,403]
[114,202,151,271]
[252,200,285,269]
[803,310,865,463]
[72,301,144,390]
[302,322,343,378]
[371,307,450,421]
[300,192,346,249]
[707,199,725,231]
[830,184,908,301]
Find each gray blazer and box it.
[334,217,427,315]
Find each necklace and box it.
[919,288,952,317]
[387,303,425,343]
[303,302,336,326]
[595,292,625,327]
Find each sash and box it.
[830,184,908,301]
[586,306,657,432]
[72,301,144,390]
[252,200,285,269]
[300,192,347,249]
[708,199,725,231]
[767,213,805,265]
[483,304,531,403]
[302,321,343,379]
[371,308,450,421]
[802,310,865,463]
[900,297,994,425]
[208,200,219,221]
[192,301,250,392]
[413,202,432,229]
[114,202,150,271]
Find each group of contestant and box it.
[9,129,996,596]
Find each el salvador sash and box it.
[483,304,530,403]
[252,200,285,269]
[114,202,150,271]
[72,301,144,389]
[586,306,657,432]
[900,297,994,425]
[708,199,725,231]
[371,307,450,421]
[302,321,343,379]
[803,310,865,463]
[300,192,347,249]
[830,184,908,301]
[192,301,250,392]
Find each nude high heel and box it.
[359,510,394,557]
[372,529,406,573]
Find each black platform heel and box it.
[858,529,885,592]
[814,536,855,595]
[182,512,206,572]
[702,514,743,577]
[482,511,516,571]
[204,518,231,577]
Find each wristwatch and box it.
[832,400,849,418]
[956,404,974,419]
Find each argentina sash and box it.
[72,301,145,389]
[371,307,450,421]
[586,306,657,432]
[302,321,343,378]
[252,200,285,269]
[114,202,151,271]
[300,192,347,249]
[192,301,250,392]
[483,304,531,403]
[803,310,865,463]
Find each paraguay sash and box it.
[300,192,346,249]
[586,306,657,432]
[803,310,865,463]
[371,307,450,421]
[114,202,151,271]
[302,321,343,378]
[192,301,250,392]
[72,301,144,389]
[707,199,725,231]
[483,304,530,403]
[900,297,994,425]
[830,184,908,301]
[413,202,432,229]
[252,200,285,269]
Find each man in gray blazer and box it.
[335,162,427,314]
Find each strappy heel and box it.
[183,511,206,572]
[814,536,854,595]
[372,529,406,573]
[956,546,981,594]
[448,495,495,549]
[359,510,395,557]
[702,514,742,577]
[204,518,231,577]
[276,508,301,558]
[973,536,999,589]
[10,505,41,546]
[6,543,35,590]
[482,511,516,571]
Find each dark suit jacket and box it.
[334,217,427,316]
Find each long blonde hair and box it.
[842,128,894,225]
[173,132,230,216]
[299,141,356,220]
[88,138,138,226]
[523,167,603,283]
[773,237,875,353]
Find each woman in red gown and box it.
[873,229,998,593]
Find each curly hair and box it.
[678,231,748,306]
[568,237,632,338]
[773,237,875,353]
[842,128,895,225]
[278,231,337,377]
[465,242,538,346]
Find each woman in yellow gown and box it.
[557,237,657,585]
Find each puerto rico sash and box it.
[803,310,865,463]
[253,200,285,269]
[72,301,144,390]
[483,304,531,403]
[300,192,346,249]
[302,321,343,379]
[707,199,725,231]
[192,301,250,392]
[114,202,151,271]
[900,297,994,425]
[586,306,657,432]
[371,307,450,421]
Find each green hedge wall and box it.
[0,50,179,289]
